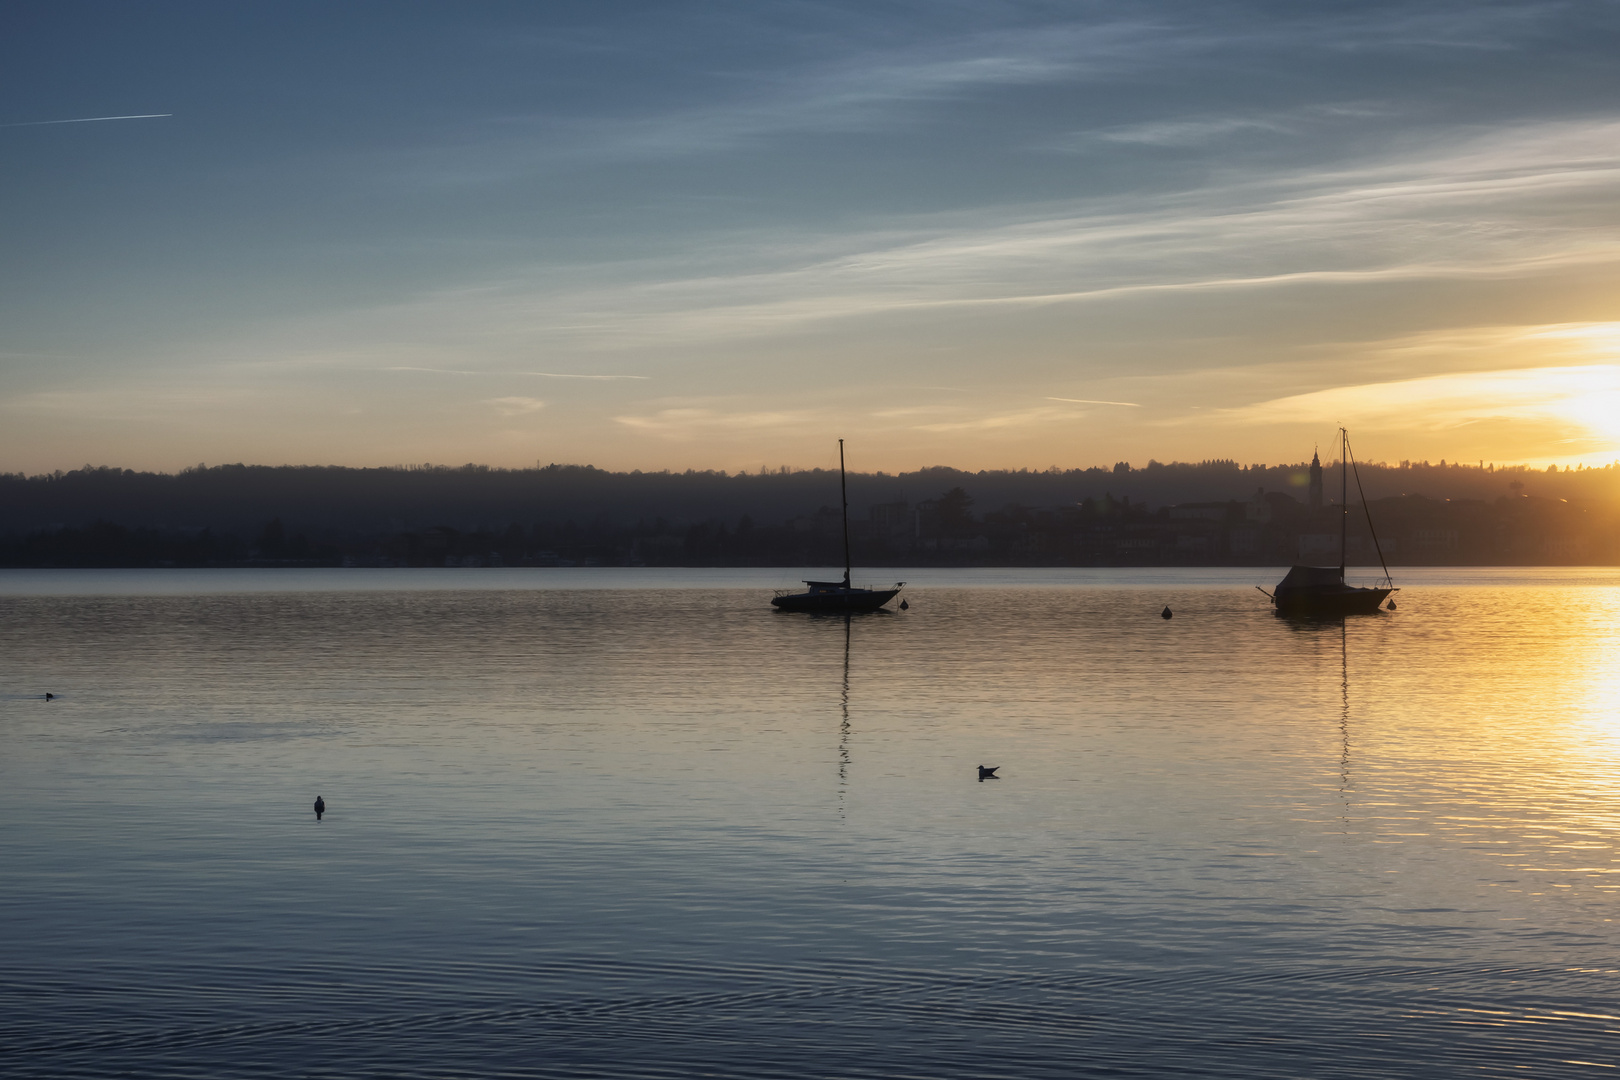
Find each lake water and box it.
[3,567,1620,1078]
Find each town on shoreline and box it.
[3,458,1617,568]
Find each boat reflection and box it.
[792,609,876,816]
[1278,612,1355,824]
[839,614,851,815]
[1339,617,1352,827]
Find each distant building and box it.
[1413,529,1459,551]
[1298,533,1339,560]
[1247,488,1274,523]
[1168,502,1229,521]
[868,501,913,545]
[1228,527,1261,555]
[1308,451,1324,510]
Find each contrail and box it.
[1046,396,1142,407]
[1,113,172,129]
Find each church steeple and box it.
[1308,449,1324,510]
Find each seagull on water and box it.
[977,765,999,780]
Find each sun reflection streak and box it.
[1568,589,1620,773]
[1336,580,1620,920]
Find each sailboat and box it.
[771,441,905,613]
[1262,428,1397,617]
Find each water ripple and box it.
[4,576,1620,1076]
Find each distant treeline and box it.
[2,458,1617,568]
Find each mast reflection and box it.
[839,614,851,816]
[1339,617,1352,828]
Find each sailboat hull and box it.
[1273,585,1392,617]
[770,441,900,613]
[1266,430,1399,618]
[772,587,900,613]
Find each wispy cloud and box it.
[1215,364,1620,456]
[14,2,1615,474]
[1064,103,1388,149]
[487,396,546,416]
[380,366,647,379]
[519,371,647,380]
[1,382,270,421]
[611,395,1127,443]
[614,405,824,439]
[361,114,1620,354]
[1157,321,1620,406]
[407,20,1171,183]
[906,402,1108,434]
[416,3,1557,181]
[1094,116,1289,146]
[868,405,965,420]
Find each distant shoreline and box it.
[5,460,1616,569]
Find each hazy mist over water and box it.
[4,569,1620,1076]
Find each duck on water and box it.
[1259,428,1397,617]
[771,440,904,614]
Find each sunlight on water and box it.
[2,569,1619,1077]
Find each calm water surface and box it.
[3,568,1620,1077]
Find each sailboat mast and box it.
[839,439,852,587]
[1334,430,1347,582]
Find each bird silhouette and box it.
[1161,606,1173,619]
[977,765,999,781]
[313,796,325,821]
[44,693,54,701]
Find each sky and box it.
[4,0,1620,475]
